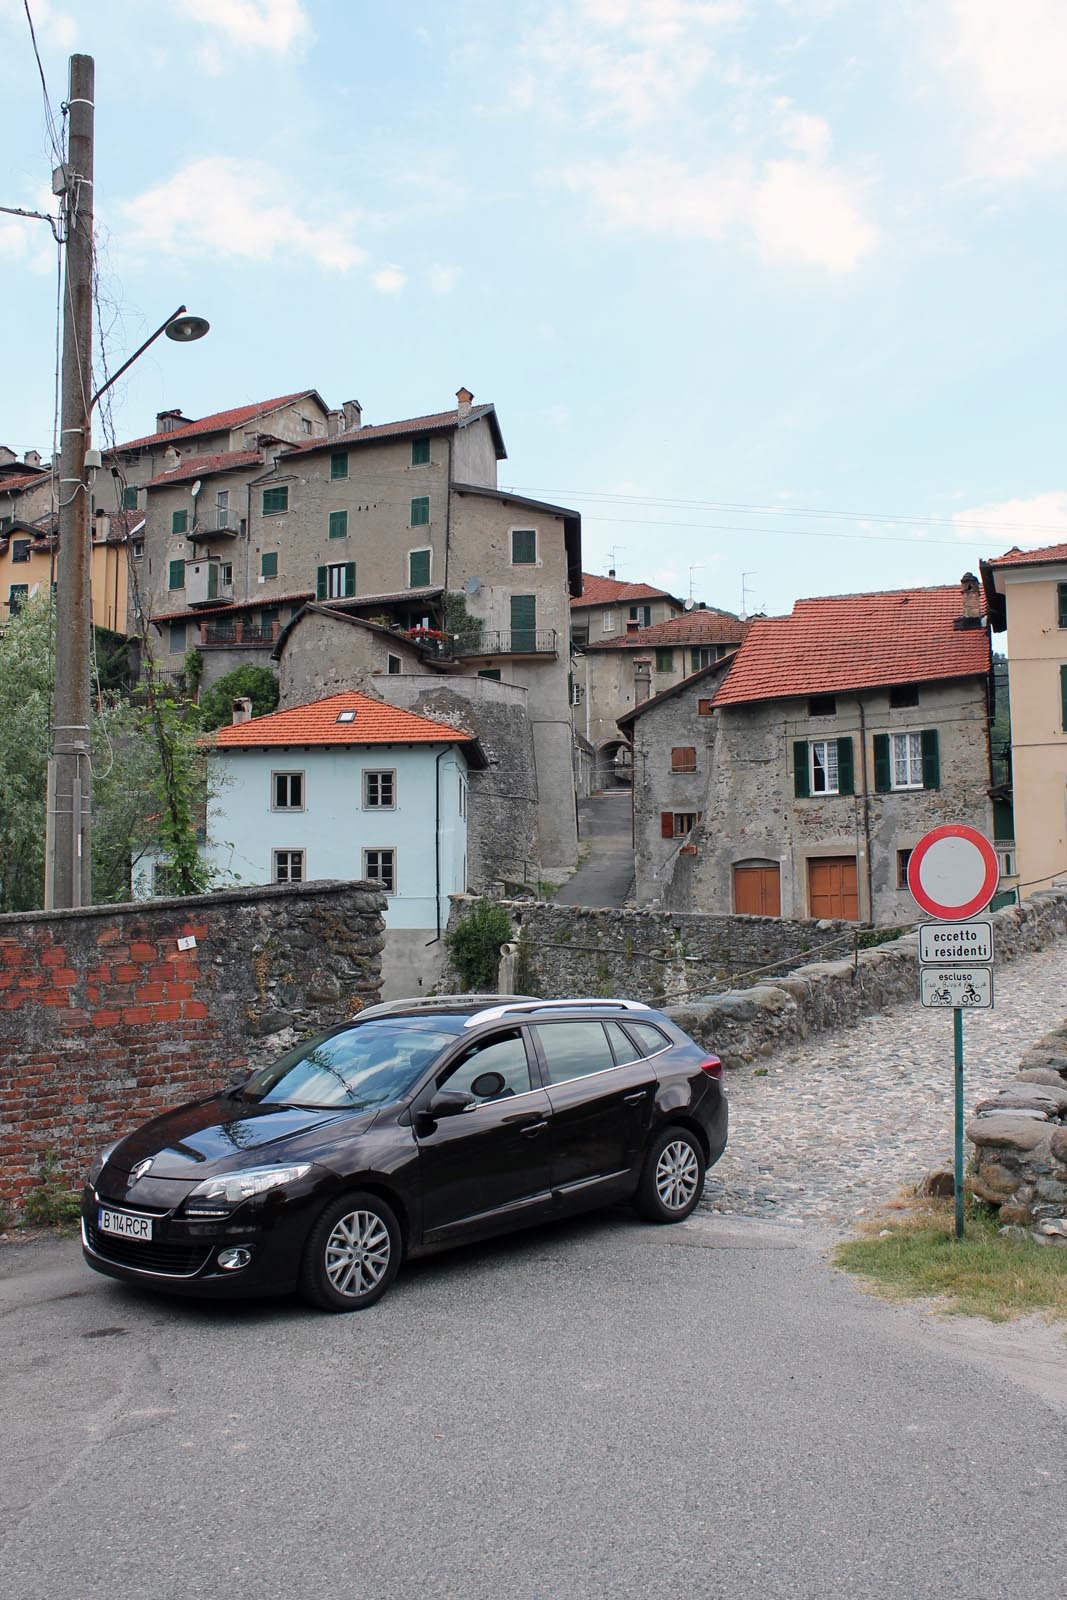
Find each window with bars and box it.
[511,528,537,564]
[410,496,430,527]
[273,849,304,883]
[272,772,304,810]
[328,510,348,540]
[364,769,396,809]
[262,485,289,515]
[363,847,396,893]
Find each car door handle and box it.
[520,1119,549,1137]
[624,1090,648,1104]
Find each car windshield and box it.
[239,1018,461,1110]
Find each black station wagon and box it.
[82,996,728,1312]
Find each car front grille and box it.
[85,1224,212,1277]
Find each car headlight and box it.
[87,1140,121,1187]
[184,1164,312,1218]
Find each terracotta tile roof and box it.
[213,690,477,750]
[283,403,505,460]
[586,608,748,650]
[571,572,680,609]
[712,585,990,707]
[0,471,49,494]
[144,448,263,489]
[151,590,313,624]
[112,392,318,453]
[986,542,1067,569]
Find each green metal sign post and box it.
[954,1008,965,1239]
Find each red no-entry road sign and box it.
[907,825,1000,920]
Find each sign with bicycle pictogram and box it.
[919,967,993,1010]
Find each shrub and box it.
[22,1152,81,1227]
[446,899,513,991]
[196,665,279,731]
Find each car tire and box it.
[635,1126,706,1224]
[298,1191,402,1312]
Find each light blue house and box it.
[205,690,485,995]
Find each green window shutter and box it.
[122,485,138,510]
[511,594,536,650]
[1058,585,1067,628]
[316,565,327,600]
[410,496,429,527]
[409,549,430,587]
[344,561,356,596]
[168,558,185,589]
[655,649,674,672]
[1062,667,1067,731]
[793,740,810,798]
[873,733,891,792]
[328,510,348,540]
[171,509,188,534]
[261,552,278,579]
[511,528,536,564]
[411,438,430,466]
[207,564,219,600]
[330,451,348,480]
[168,622,186,652]
[920,728,940,789]
[836,736,855,795]
[262,485,288,515]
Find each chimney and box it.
[93,509,110,544]
[626,618,641,634]
[634,658,653,705]
[231,697,253,725]
[163,445,181,472]
[342,400,362,431]
[0,446,16,466]
[156,409,185,434]
[23,449,42,468]
[327,410,345,437]
[956,571,983,629]
[456,387,473,419]
[608,568,616,579]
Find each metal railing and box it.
[431,627,558,658]
[199,620,278,648]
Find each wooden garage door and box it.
[734,864,781,916]
[808,856,858,920]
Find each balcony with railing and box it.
[420,627,559,660]
[199,619,279,649]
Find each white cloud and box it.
[427,264,460,294]
[0,0,76,47]
[178,0,312,55]
[942,0,1067,177]
[563,150,877,272]
[953,492,1067,548]
[371,266,407,294]
[118,157,369,272]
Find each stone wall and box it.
[0,881,384,1210]
[967,1021,1067,1242]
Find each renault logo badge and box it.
[129,1158,153,1183]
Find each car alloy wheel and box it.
[299,1190,402,1312]
[636,1126,706,1224]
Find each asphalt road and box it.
[1,1212,1062,1600]
[554,791,635,907]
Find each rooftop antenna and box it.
[741,571,756,619]
[688,564,705,601]
[606,544,625,574]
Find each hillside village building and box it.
[620,580,995,922]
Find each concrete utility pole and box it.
[46,54,95,910]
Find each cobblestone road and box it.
[701,939,1067,1233]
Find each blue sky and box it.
[2,0,1066,616]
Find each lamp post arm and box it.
[89,304,187,414]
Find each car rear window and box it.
[625,1021,671,1058]
[533,1021,615,1085]
[241,1019,456,1109]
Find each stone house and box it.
[981,543,1067,900]
[0,449,51,531]
[577,601,747,783]
[623,580,995,923]
[196,689,485,999]
[0,506,139,636]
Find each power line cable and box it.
[22,0,66,166]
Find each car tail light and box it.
[700,1056,722,1079]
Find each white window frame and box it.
[364,769,396,810]
[810,740,839,795]
[273,848,305,883]
[363,847,396,894]
[458,775,467,818]
[890,731,923,790]
[271,770,305,811]
[601,610,617,634]
[325,562,353,599]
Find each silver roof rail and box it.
[356,994,538,1022]
[463,997,653,1029]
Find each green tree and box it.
[0,594,52,910]
[196,664,279,731]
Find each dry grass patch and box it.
[834,1196,1067,1322]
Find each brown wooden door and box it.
[807,856,859,919]
[733,864,781,916]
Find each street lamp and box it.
[88,305,210,414]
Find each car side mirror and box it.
[426,1089,476,1119]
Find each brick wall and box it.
[0,880,384,1210]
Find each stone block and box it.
[966,1115,1053,1152]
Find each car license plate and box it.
[97,1207,153,1241]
